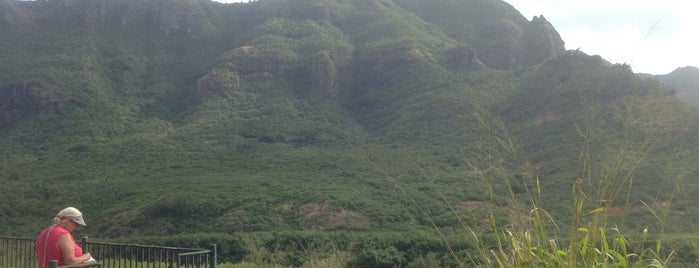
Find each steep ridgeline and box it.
[1,0,698,241]
[0,0,566,128]
[393,0,564,69]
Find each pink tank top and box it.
[35,225,83,268]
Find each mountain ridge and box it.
[1,0,698,250]
[643,66,699,104]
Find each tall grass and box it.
[353,82,696,267]
[433,88,693,267]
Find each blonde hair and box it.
[52,216,62,225]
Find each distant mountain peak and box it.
[671,66,699,73]
[652,66,699,104]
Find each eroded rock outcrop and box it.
[156,0,211,36]
[309,51,339,100]
[519,15,565,67]
[5,0,212,36]
[196,45,293,99]
[0,82,64,128]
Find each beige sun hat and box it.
[57,207,86,226]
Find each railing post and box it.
[49,260,58,268]
[81,236,88,252]
[211,244,217,268]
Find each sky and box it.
[505,0,698,74]
[214,0,697,74]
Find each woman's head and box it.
[53,207,87,227]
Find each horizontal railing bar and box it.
[85,241,207,251]
[0,236,206,252]
[57,262,103,268]
[177,250,212,257]
[0,236,36,241]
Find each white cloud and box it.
[505,0,699,74]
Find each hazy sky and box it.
[214,0,697,74]
[506,0,698,74]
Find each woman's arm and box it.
[57,234,92,264]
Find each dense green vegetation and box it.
[1,0,698,266]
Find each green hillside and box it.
[1,0,699,266]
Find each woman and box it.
[35,207,92,268]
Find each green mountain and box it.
[1,0,698,264]
[648,66,699,104]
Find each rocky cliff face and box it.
[478,14,565,70]
[308,51,339,100]
[2,0,565,109]
[156,0,211,36]
[0,82,65,128]
[392,0,565,71]
[4,0,212,36]
[0,0,34,31]
[519,15,565,67]
[0,0,18,28]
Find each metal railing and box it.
[86,239,216,268]
[0,236,216,268]
[1,236,36,268]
